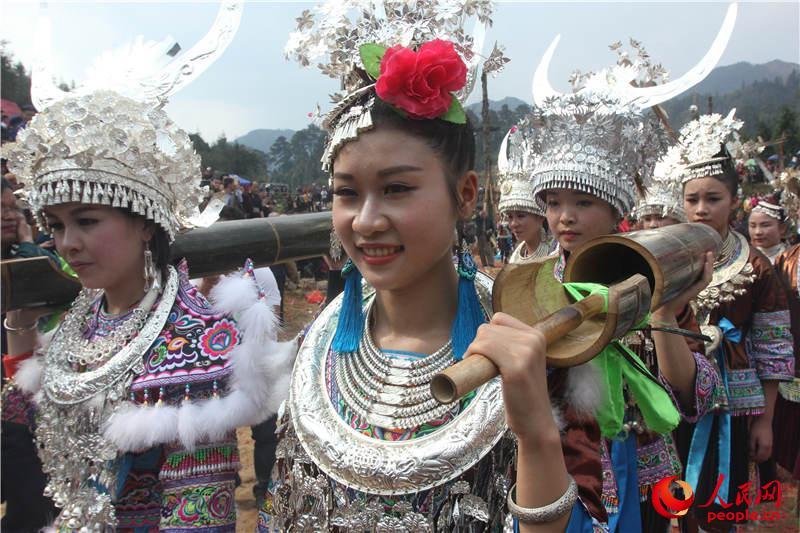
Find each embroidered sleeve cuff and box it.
[659,352,723,423]
[749,310,795,382]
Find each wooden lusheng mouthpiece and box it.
[430,223,722,405]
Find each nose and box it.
[352,195,389,237]
[58,225,83,257]
[558,205,576,226]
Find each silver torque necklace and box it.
[334,299,457,429]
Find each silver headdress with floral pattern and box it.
[530,4,738,215]
[5,1,243,241]
[285,0,508,172]
[671,109,744,184]
[633,140,687,222]
[497,125,544,216]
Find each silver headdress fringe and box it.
[285,0,508,173]
[752,200,786,223]
[5,1,242,241]
[529,4,737,215]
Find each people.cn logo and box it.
[652,476,695,519]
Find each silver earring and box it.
[143,244,159,292]
[330,230,343,262]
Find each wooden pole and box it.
[480,69,494,221]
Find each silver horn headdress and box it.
[285,0,507,172]
[529,3,738,215]
[5,1,243,241]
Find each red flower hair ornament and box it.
[360,39,468,123]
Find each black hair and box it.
[222,176,235,188]
[714,144,740,197]
[367,98,476,208]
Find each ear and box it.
[455,171,479,220]
[142,221,157,243]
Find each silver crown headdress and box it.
[633,143,687,222]
[529,3,737,215]
[497,124,544,216]
[777,169,800,223]
[5,1,243,241]
[669,109,744,184]
[752,199,786,222]
[286,0,507,172]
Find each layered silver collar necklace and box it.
[37,266,178,530]
[334,298,456,430]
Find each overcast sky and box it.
[2,1,798,141]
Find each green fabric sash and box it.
[562,282,681,439]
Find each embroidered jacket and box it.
[9,262,293,531]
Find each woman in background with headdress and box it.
[258,2,607,531]
[497,127,552,264]
[673,112,794,532]
[2,4,294,529]
[632,155,687,230]
[748,197,788,264]
[771,170,800,483]
[528,31,733,532]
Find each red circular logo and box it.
[652,476,695,519]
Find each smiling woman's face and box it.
[331,127,475,291]
[44,203,152,291]
[748,211,784,249]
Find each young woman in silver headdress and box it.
[674,112,794,532]
[258,2,607,531]
[772,174,800,482]
[748,197,788,264]
[497,129,552,264]
[526,28,739,532]
[2,4,293,530]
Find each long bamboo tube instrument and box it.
[431,223,722,405]
[430,274,648,404]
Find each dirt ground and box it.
[234,270,800,531]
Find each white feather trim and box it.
[15,356,44,395]
[551,404,566,432]
[209,274,259,316]
[103,269,297,452]
[565,362,604,418]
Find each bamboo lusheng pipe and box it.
[1,211,332,312]
[430,292,608,404]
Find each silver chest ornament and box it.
[289,272,507,496]
[36,267,178,531]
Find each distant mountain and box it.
[660,67,799,143]
[685,60,799,96]
[466,96,529,115]
[235,128,294,153]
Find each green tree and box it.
[1,42,32,107]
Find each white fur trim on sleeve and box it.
[103,269,297,452]
[14,355,44,395]
[565,362,604,418]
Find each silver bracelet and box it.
[3,317,38,333]
[507,476,578,524]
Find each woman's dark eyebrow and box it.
[377,165,423,178]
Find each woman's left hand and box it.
[463,312,557,442]
[749,414,773,463]
[652,251,714,322]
